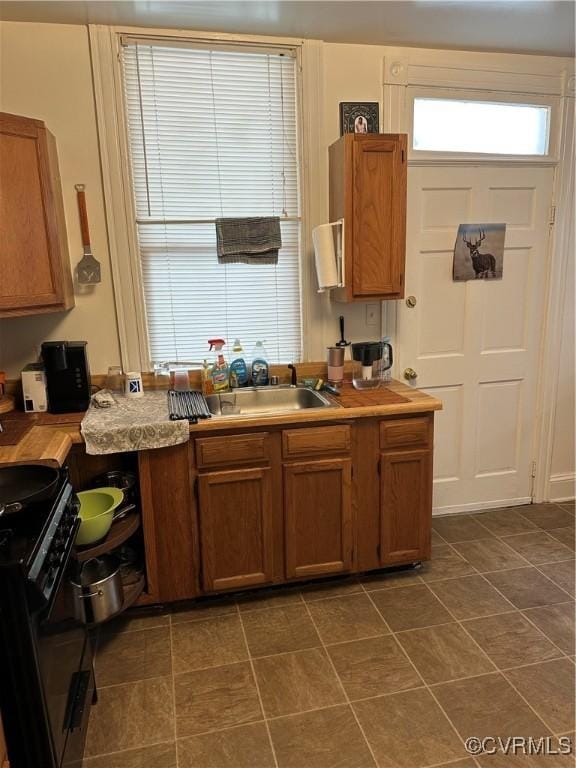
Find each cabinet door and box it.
[352,135,406,298]
[198,467,274,591]
[0,112,73,316]
[380,450,431,565]
[284,459,352,579]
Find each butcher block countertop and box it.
[0,380,441,467]
[0,411,82,467]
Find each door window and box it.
[413,97,551,155]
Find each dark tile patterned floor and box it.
[83,501,575,768]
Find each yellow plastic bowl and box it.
[76,487,124,546]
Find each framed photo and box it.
[453,223,505,281]
[339,102,379,135]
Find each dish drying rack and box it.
[167,390,212,423]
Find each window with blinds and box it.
[120,39,302,365]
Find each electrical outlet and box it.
[365,303,379,327]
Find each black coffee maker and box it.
[41,341,91,413]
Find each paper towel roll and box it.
[313,222,340,293]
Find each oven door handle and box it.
[63,669,91,732]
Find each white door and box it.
[398,165,555,513]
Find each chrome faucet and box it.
[288,364,297,387]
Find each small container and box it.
[71,555,124,625]
[125,371,144,398]
[172,369,190,391]
[327,346,345,385]
[105,366,124,395]
[153,362,171,389]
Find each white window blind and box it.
[121,39,302,365]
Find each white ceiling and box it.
[0,1,574,57]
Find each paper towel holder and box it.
[312,219,345,293]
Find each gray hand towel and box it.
[215,216,282,264]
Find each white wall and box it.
[313,43,389,352]
[0,25,386,375]
[0,21,121,376]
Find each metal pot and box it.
[93,470,137,520]
[71,555,124,625]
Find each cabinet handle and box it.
[403,368,418,381]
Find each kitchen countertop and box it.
[184,379,441,433]
[0,380,441,467]
[0,425,73,468]
[0,411,84,467]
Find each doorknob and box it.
[403,368,418,381]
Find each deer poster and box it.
[453,223,506,281]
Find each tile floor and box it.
[82,501,575,768]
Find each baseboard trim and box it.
[547,472,576,502]
[432,497,532,517]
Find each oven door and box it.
[35,553,94,767]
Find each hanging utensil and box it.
[75,184,101,284]
[336,315,350,349]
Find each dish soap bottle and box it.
[251,340,270,386]
[208,338,230,393]
[229,339,249,388]
[201,359,214,396]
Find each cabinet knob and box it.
[403,368,418,381]
[406,295,417,308]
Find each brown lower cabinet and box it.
[138,413,434,602]
[284,458,353,579]
[198,467,274,592]
[380,449,432,564]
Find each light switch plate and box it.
[366,303,379,327]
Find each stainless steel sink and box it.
[205,386,338,417]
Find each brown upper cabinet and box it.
[329,133,407,301]
[0,112,74,317]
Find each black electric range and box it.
[0,469,94,768]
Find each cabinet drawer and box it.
[380,418,430,451]
[196,433,270,469]
[282,425,351,459]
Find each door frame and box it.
[381,46,575,506]
[533,98,575,502]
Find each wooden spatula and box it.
[75,184,101,284]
